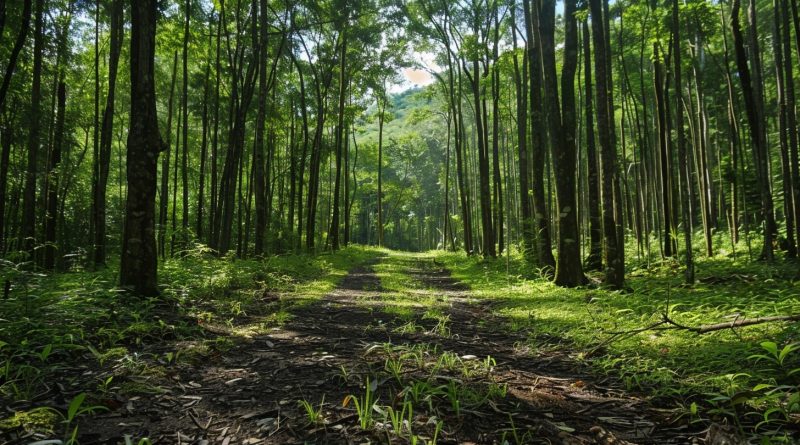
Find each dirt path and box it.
[82,254,697,445]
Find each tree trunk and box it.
[773,0,796,257]
[731,0,776,261]
[330,29,347,251]
[0,0,31,111]
[511,2,533,260]
[121,0,163,296]
[254,0,268,255]
[44,83,65,270]
[523,0,555,270]
[590,0,624,288]
[673,0,694,283]
[782,0,800,255]
[21,0,43,258]
[159,52,178,259]
[540,0,587,286]
[93,0,123,266]
[181,0,190,251]
[582,18,602,271]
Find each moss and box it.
[118,381,167,395]
[0,408,59,433]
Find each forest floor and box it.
[1,247,798,444]
[75,253,689,444]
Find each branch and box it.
[678,314,800,334]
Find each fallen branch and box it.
[667,313,800,334]
[594,312,800,352]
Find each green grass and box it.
[433,237,800,436]
[0,244,381,436]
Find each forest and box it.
[0,0,799,443]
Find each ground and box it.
[80,253,695,444]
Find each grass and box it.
[0,244,381,439]
[2,237,798,442]
[433,233,800,438]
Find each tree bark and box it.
[731,0,776,261]
[673,0,694,283]
[44,83,65,270]
[582,18,602,271]
[540,0,587,286]
[121,0,164,296]
[0,0,31,111]
[523,0,555,270]
[589,0,624,288]
[21,0,44,258]
[93,0,123,266]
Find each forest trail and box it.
[83,253,697,445]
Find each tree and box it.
[120,0,164,296]
[21,0,44,258]
[93,0,124,266]
[539,0,586,286]
[523,0,555,270]
[589,0,623,288]
[0,0,32,111]
[672,0,694,283]
[730,0,776,261]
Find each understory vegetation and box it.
[1,245,798,443]
[0,246,378,442]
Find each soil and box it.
[17,255,706,444]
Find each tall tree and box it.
[181,0,191,251]
[582,18,602,271]
[21,0,44,258]
[673,0,694,283]
[0,0,31,111]
[523,0,555,269]
[539,0,586,286]
[120,0,164,295]
[254,0,268,255]
[731,0,776,261]
[589,0,623,288]
[44,82,65,270]
[93,0,124,266]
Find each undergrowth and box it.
[433,234,800,441]
[0,244,379,442]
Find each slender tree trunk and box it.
[181,0,190,250]
[21,0,44,258]
[512,3,533,260]
[731,0,775,261]
[774,0,796,257]
[491,1,503,255]
[0,128,11,253]
[782,0,800,255]
[93,0,123,266]
[159,52,178,259]
[44,83,65,270]
[377,97,385,247]
[590,0,624,288]
[210,7,222,247]
[673,0,694,283]
[121,0,163,296]
[583,19,602,271]
[253,0,268,255]
[197,26,211,240]
[541,0,587,286]
[330,30,347,251]
[0,0,31,111]
[524,0,555,270]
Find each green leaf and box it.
[752,383,773,392]
[67,393,87,422]
[778,343,797,363]
[760,341,778,358]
